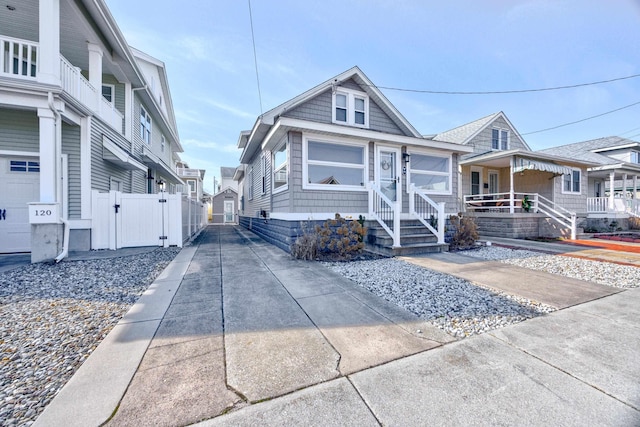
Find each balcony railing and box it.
[1,35,38,79]
[2,35,123,134]
[177,168,201,177]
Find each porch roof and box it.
[459,149,597,171]
[102,136,147,172]
[141,146,185,184]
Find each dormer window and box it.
[332,88,369,128]
[492,128,509,150]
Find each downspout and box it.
[48,92,68,263]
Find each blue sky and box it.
[105,0,640,193]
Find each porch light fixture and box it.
[156,180,165,191]
[402,152,410,164]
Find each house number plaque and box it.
[28,203,60,224]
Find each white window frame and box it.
[187,179,196,194]
[260,153,267,195]
[140,106,152,145]
[470,166,483,196]
[302,134,368,192]
[631,150,640,164]
[102,84,115,105]
[248,167,254,200]
[562,168,582,194]
[331,88,369,128]
[491,128,509,151]
[161,135,166,153]
[406,149,452,195]
[9,159,40,173]
[272,140,288,194]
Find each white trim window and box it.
[140,106,152,145]
[408,151,452,195]
[187,179,196,194]
[161,135,166,153]
[260,153,267,194]
[562,169,581,194]
[102,84,115,105]
[248,167,254,200]
[303,135,368,191]
[273,141,288,193]
[491,128,509,150]
[332,88,369,128]
[631,150,640,164]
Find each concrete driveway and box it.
[35,226,640,426]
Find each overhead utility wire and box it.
[248,0,263,114]
[521,100,640,136]
[370,73,640,95]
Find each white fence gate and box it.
[91,190,183,250]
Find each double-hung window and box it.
[273,142,288,192]
[408,152,451,194]
[491,128,509,150]
[140,107,152,145]
[562,169,581,194]
[332,88,369,128]
[631,151,640,164]
[248,167,254,200]
[304,136,367,190]
[102,84,114,105]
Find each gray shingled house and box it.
[234,66,473,255]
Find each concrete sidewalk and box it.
[35,226,640,426]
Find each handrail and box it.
[0,36,38,79]
[409,184,445,244]
[536,194,576,240]
[368,181,400,247]
[463,192,527,212]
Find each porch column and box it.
[124,82,133,140]
[609,171,615,211]
[509,157,515,213]
[37,108,58,202]
[634,175,638,200]
[622,173,628,203]
[87,44,103,93]
[80,116,92,219]
[38,0,61,85]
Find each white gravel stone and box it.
[0,248,179,427]
[463,246,640,289]
[322,258,555,339]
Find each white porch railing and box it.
[536,194,577,240]
[587,196,640,218]
[626,199,640,218]
[463,192,531,213]
[368,181,400,247]
[60,55,98,110]
[587,197,609,213]
[0,35,38,79]
[409,184,445,244]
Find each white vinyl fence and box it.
[91,191,205,250]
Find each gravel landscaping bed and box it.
[464,246,640,289]
[0,248,180,427]
[323,258,556,339]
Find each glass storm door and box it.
[377,146,401,204]
[224,201,234,223]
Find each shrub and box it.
[290,221,318,260]
[448,213,479,251]
[629,216,640,230]
[316,213,367,260]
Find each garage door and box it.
[0,157,40,253]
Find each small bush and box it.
[316,213,367,260]
[290,221,318,260]
[629,216,640,230]
[448,213,479,251]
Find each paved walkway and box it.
[34,226,640,426]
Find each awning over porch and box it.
[141,146,184,184]
[102,136,147,172]
[513,157,573,175]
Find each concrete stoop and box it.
[366,220,448,256]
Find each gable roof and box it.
[433,111,531,150]
[539,136,640,166]
[220,167,236,179]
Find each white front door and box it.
[376,145,402,207]
[0,157,40,253]
[224,200,234,223]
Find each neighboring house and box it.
[176,161,206,202]
[433,112,596,239]
[540,136,640,228]
[0,0,183,261]
[211,166,239,224]
[235,66,473,254]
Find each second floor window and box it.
[187,179,196,193]
[332,89,369,128]
[492,129,509,150]
[140,107,152,145]
[161,135,166,152]
[102,85,114,105]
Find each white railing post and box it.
[510,189,515,213]
[368,181,374,216]
[437,202,445,244]
[393,206,400,248]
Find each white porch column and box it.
[622,173,628,202]
[37,108,58,203]
[608,171,615,211]
[509,157,515,214]
[38,0,61,85]
[87,43,103,92]
[634,175,638,200]
[124,82,133,140]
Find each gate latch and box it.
[114,204,120,213]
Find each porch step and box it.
[365,220,448,256]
